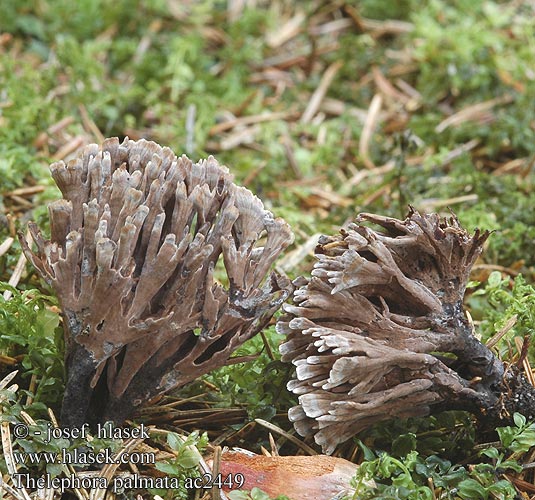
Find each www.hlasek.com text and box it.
[13,447,155,466]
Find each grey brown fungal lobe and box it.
[278,209,535,455]
[21,137,293,427]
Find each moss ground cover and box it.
[1,1,535,498]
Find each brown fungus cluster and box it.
[21,137,293,427]
[278,210,535,454]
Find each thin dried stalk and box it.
[359,93,383,169]
[301,62,343,124]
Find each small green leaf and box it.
[249,488,272,500]
[228,492,250,500]
[46,463,63,477]
[496,426,516,449]
[479,447,499,459]
[499,460,523,473]
[457,478,488,499]
[356,439,376,461]
[392,433,417,457]
[513,412,526,428]
[178,447,201,469]
[487,271,503,288]
[155,462,179,475]
[167,432,182,451]
[488,479,518,495]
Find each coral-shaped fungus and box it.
[21,137,293,427]
[279,210,535,454]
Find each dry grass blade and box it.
[259,42,339,70]
[0,237,14,258]
[18,410,36,426]
[34,117,75,148]
[47,116,75,135]
[269,433,279,456]
[227,0,245,23]
[260,445,271,456]
[0,371,18,391]
[209,111,295,135]
[486,315,518,349]
[89,437,145,500]
[218,124,260,150]
[5,186,45,197]
[7,195,33,209]
[48,408,59,427]
[395,78,422,100]
[362,184,391,206]
[493,157,528,176]
[278,233,322,273]
[164,408,248,428]
[437,139,480,167]
[267,11,305,48]
[51,135,84,160]
[506,474,535,494]
[301,61,343,124]
[514,337,535,387]
[343,5,414,36]
[435,95,513,133]
[307,187,352,207]
[420,194,478,210]
[151,393,208,411]
[359,93,383,169]
[254,419,318,455]
[348,160,394,186]
[1,422,32,500]
[372,67,409,104]
[309,18,353,37]
[0,478,30,500]
[3,231,30,300]
[78,104,105,143]
[0,354,18,366]
[320,97,370,123]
